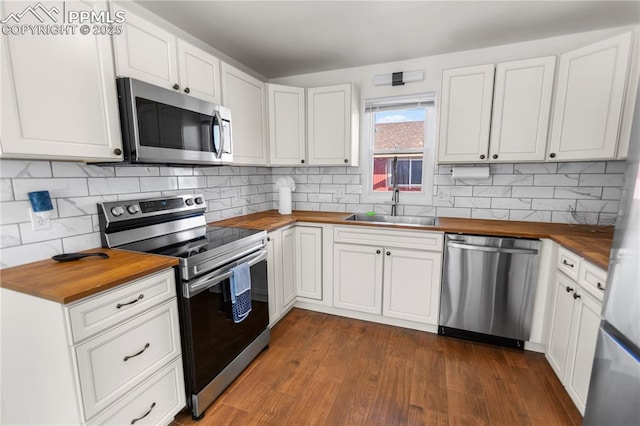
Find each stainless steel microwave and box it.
[116,77,232,165]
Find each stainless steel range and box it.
[98,194,269,420]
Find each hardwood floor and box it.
[172,308,581,425]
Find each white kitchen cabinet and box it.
[438,64,495,163]
[438,57,555,164]
[307,84,360,166]
[548,32,632,161]
[266,226,297,326]
[489,56,556,162]
[0,268,185,425]
[268,84,306,165]
[333,243,384,314]
[382,247,442,324]
[221,62,268,165]
[281,227,297,308]
[295,226,323,300]
[0,0,123,162]
[547,272,578,379]
[113,6,221,104]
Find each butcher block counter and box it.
[0,248,178,304]
[212,210,614,270]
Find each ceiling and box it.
[136,1,640,79]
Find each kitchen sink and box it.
[344,213,438,227]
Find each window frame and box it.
[360,93,437,206]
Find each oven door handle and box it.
[184,249,267,298]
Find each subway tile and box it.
[118,192,161,202]
[333,174,360,185]
[552,211,598,225]
[57,195,117,218]
[489,164,514,174]
[219,167,243,176]
[557,162,605,174]
[160,167,193,176]
[13,178,89,200]
[308,193,333,203]
[232,197,248,208]
[347,167,362,175]
[436,207,471,219]
[196,167,220,176]
[511,186,555,198]
[579,174,625,187]
[0,200,30,225]
[272,167,295,175]
[346,203,376,214]
[334,194,359,204]
[440,186,473,197]
[322,167,347,175]
[471,209,509,220]
[320,203,347,212]
[491,198,531,210]
[432,197,454,207]
[291,193,308,202]
[178,176,208,189]
[90,177,141,195]
[291,175,308,184]
[319,184,346,195]
[345,185,363,194]
[207,176,231,186]
[0,224,21,248]
[455,197,491,208]
[454,177,493,186]
[534,174,579,186]
[240,167,258,176]
[492,174,534,186]
[437,165,453,174]
[602,187,622,200]
[531,199,574,211]
[598,213,618,225]
[372,204,392,215]
[509,210,552,222]
[1,179,14,201]
[576,200,620,213]
[249,175,267,185]
[229,176,251,186]
[62,232,101,253]
[239,185,258,196]
[220,187,240,199]
[295,202,320,211]
[19,216,92,244]
[307,174,333,184]
[204,211,222,223]
[472,186,511,197]
[115,166,160,177]
[0,240,62,268]
[554,187,602,199]
[0,160,51,178]
[606,161,627,174]
[296,184,320,193]
[52,162,115,177]
[434,175,454,186]
[403,205,437,216]
[514,163,557,174]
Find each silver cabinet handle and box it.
[131,402,156,424]
[447,241,538,255]
[123,343,150,362]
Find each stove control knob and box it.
[111,206,125,217]
[126,204,140,215]
[185,198,194,206]
[198,247,207,253]
[195,197,204,205]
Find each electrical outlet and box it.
[29,209,52,231]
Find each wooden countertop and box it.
[212,210,614,270]
[0,248,178,304]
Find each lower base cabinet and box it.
[333,243,383,314]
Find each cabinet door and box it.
[546,272,577,380]
[438,64,494,163]
[333,243,383,314]
[307,84,357,166]
[266,231,282,326]
[382,248,442,324]
[295,226,322,300]
[268,84,306,165]
[177,40,221,104]
[0,0,123,162]
[281,228,297,309]
[112,7,179,91]
[548,32,632,161]
[565,290,602,415]
[221,63,268,165]
[489,57,555,162]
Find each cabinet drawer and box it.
[579,261,607,303]
[68,269,176,343]
[87,358,185,426]
[557,247,581,281]
[334,226,443,251]
[76,300,181,420]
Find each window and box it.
[362,94,436,204]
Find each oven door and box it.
[180,249,269,394]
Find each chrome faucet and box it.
[391,156,400,216]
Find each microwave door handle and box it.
[212,110,224,160]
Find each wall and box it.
[0,160,273,268]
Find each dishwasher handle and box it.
[447,241,539,255]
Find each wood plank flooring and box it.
[172,308,581,425]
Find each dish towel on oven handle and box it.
[230,262,252,323]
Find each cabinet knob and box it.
[573,292,581,300]
[376,250,381,254]
[267,237,270,242]
[565,286,574,293]
[549,153,556,158]
[480,154,486,160]
[113,148,122,156]
[344,159,348,164]
[301,159,305,164]
[184,87,190,94]
[597,282,604,291]
[492,154,498,159]
[173,84,180,91]
[386,251,391,256]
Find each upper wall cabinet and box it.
[438,57,556,163]
[0,0,123,162]
[112,7,221,104]
[268,84,306,165]
[221,63,268,165]
[307,84,360,166]
[548,32,632,162]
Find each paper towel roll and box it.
[451,166,490,181]
[278,187,292,215]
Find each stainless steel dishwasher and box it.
[439,234,541,349]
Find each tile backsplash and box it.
[0,159,627,268]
